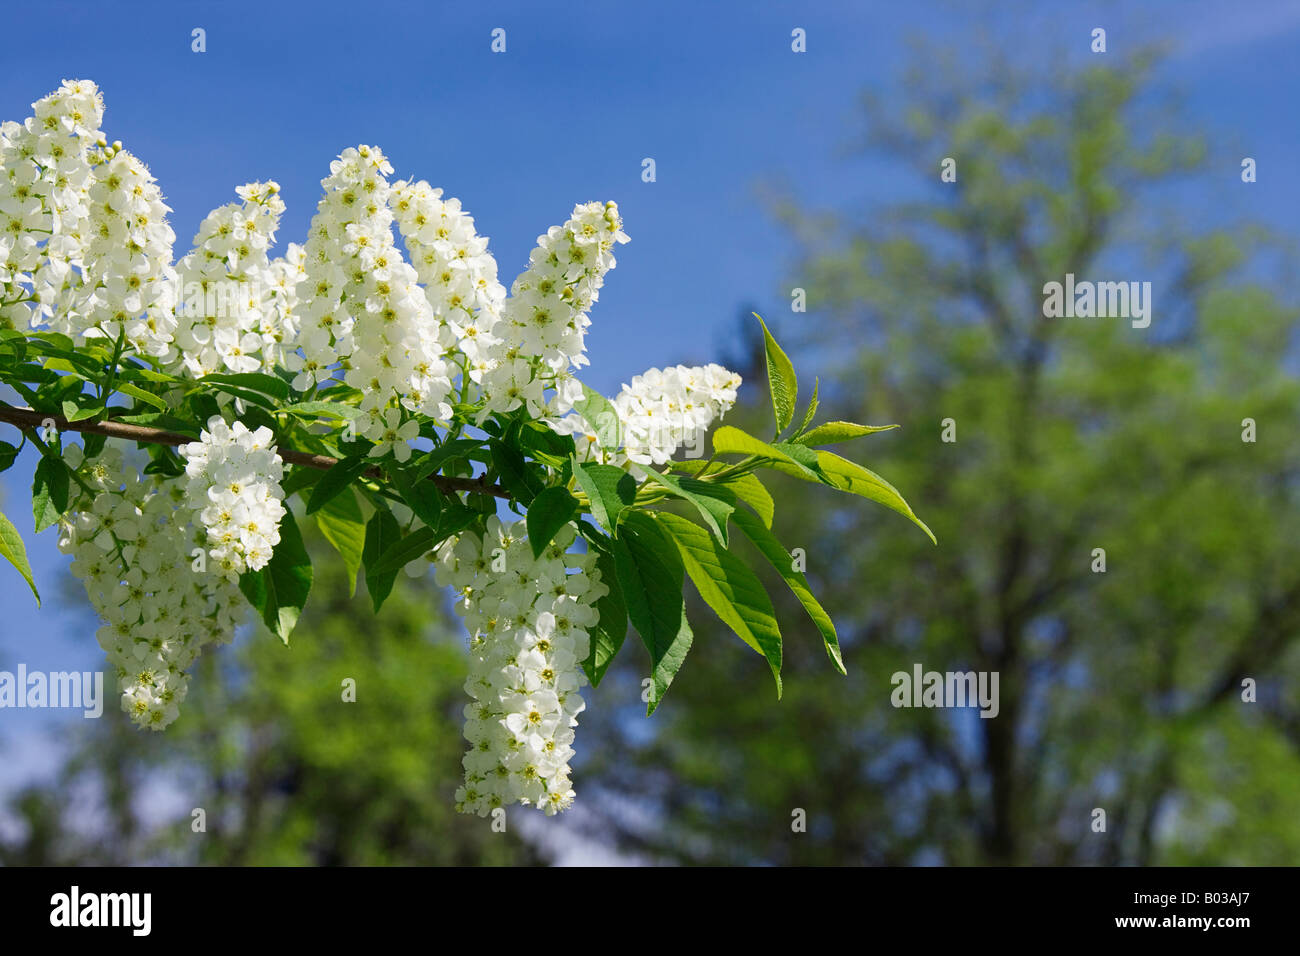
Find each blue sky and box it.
[2,0,1298,803]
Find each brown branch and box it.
[0,402,511,500]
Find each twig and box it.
[0,402,511,500]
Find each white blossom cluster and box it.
[389,177,506,384]
[295,145,453,449]
[172,180,304,377]
[57,445,243,730]
[77,144,179,358]
[179,416,287,581]
[0,79,179,361]
[435,516,606,816]
[481,201,630,418]
[554,362,743,466]
[0,80,103,330]
[3,82,647,469]
[5,82,754,785]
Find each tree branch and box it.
[0,402,511,500]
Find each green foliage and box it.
[0,299,928,706]
[314,489,366,597]
[368,525,439,579]
[572,383,622,448]
[782,450,936,545]
[361,508,402,614]
[635,467,736,545]
[658,511,783,696]
[731,508,842,675]
[582,46,1300,866]
[238,509,313,644]
[0,440,19,473]
[305,456,371,515]
[613,511,695,715]
[571,459,637,534]
[583,547,628,687]
[0,510,39,604]
[30,452,69,535]
[795,421,898,446]
[390,464,443,530]
[754,312,797,436]
[526,486,579,559]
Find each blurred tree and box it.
[0,514,541,866]
[577,46,1300,865]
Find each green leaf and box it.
[521,419,578,461]
[111,412,200,435]
[489,438,543,505]
[281,465,323,498]
[570,459,637,534]
[732,508,844,675]
[115,381,168,411]
[60,399,101,422]
[711,425,820,480]
[190,376,278,409]
[32,454,70,534]
[526,486,578,560]
[571,383,622,450]
[26,340,104,376]
[769,449,936,544]
[413,438,486,482]
[816,451,934,543]
[81,433,106,459]
[315,488,366,598]
[238,509,313,644]
[118,365,183,386]
[754,312,797,436]
[0,441,18,474]
[795,421,899,446]
[390,467,443,530]
[772,440,821,471]
[793,376,820,437]
[667,462,774,527]
[369,526,437,578]
[34,374,82,415]
[657,511,783,698]
[200,371,291,401]
[305,456,371,515]
[362,508,402,614]
[613,511,693,715]
[282,400,362,420]
[0,510,40,605]
[722,472,774,528]
[42,357,88,377]
[435,503,481,541]
[583,547,627,687]
[635,466,736,545]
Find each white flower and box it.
[434,515,605,816]
[179,415,286,580]
[552,362,742,466]
[295,146,454,442]
[0,80,183,360]
[57,446,243,731]
[480,201,629,418]
[370,406,420,461]
[170,181,300,378]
